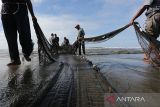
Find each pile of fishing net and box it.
[33,21,56,65]
[133,22,160,66]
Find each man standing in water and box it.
[129,0,160,60]
[1,0,37,66]
[75,24,85,55]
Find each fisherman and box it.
[129,0,160,61]
[1,0,37,66]
[75,24,85,55]
[52,34,59,54]
[49,33,55,45]
[62,37,70,46]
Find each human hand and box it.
[129,19,134,26]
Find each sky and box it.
[0,0,151,49]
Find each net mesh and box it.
[33,21,56,65]
[70,24,130,54]
[133,22,160,66]
[34,20,158,66]
[33,21,131,64]
[84,24,130,43]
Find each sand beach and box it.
[0,48,160,107]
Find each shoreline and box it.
[0,48,143,57]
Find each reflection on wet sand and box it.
[7,66,19,87]
[0,54,61,107]
[86,54,160,93]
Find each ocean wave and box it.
[86,48,143,55]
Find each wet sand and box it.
[0,53,61,107]
[0,48,160,107]
[0,52,113,107]
[86,54,160,93]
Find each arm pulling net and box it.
[84,24,130,43]
[133,22,160,66]
[33,21,56,65]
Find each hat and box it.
[75,24,80,28]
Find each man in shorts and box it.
[129,0,160,60]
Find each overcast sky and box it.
[0,0,149,49]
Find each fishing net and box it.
[71,24,130,54]
[32,20,132,64]
[84,24,130,42]
[133,22,160,66]
[33,21,56,65]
